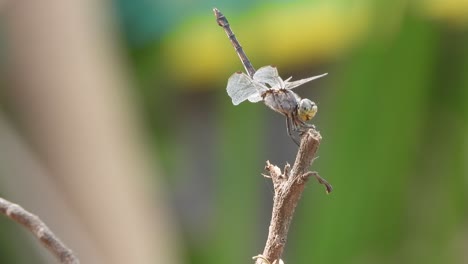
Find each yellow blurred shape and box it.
[253,4,370,65]
[420,0,468,26]
[161,19,233,88]
[161,3,371,90]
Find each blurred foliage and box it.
[117,0,467,263]
[118,0,467,264]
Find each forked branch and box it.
[255,129,332,264]
[0,197,79,264]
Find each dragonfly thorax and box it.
[297,98,317,122]
[263,89,299,117]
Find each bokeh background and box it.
[0,0,467,263]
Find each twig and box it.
[255,129,332,264]
[0,197,79,264]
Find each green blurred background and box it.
[0,0,467,263]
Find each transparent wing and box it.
[253,66,284,89]
[247,93,263,103]
[285,73,328,90]
[227,72,266,105]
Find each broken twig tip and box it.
[302,171,333,194]
[317,176,332,194]
[253,254,271,264]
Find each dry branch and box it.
[255,129,331,264]
[0,197,79,264]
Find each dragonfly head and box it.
[297,99,317,122]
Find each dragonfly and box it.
[214,8,327,145]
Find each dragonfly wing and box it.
[285,73,328,90]
[227,72,265,105]
[253,66,284,89]
[247,93,263,103]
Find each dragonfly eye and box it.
[298,99,317,121]
[299,99,315,111]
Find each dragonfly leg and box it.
[286,116,300,146]
[297,120,316,132]
[291,117,318,141]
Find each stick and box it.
[0,197,79,264]
[255,129,332,264]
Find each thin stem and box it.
[0,197,79,264]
